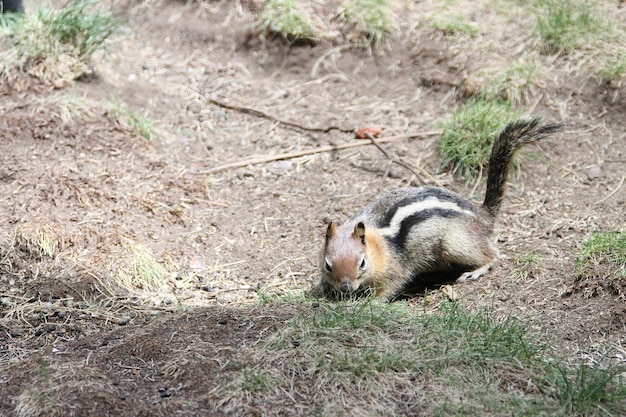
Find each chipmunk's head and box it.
[322,221,369,294]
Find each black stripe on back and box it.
[384,208,462,251]
[377,188,474,229]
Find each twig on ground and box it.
[203,131,442,174]
[205,96,354,133]
[594,175,625,206]
[365,132,443,186]
[311,44,356,78]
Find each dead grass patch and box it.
[15,224,60,259]
[0,0,121,92]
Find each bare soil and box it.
[1,1,625,415]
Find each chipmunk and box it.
[320,118,562,300]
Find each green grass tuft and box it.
[553,361,626,415]
[515,253,542,266]
[40,0,119,60]
[0,0,120,85]
[599,55,626,84]
[532,0,612,54]
[259,0,319,44]
[105,103,159,140]
[576,231,626,276]
[240,367,275,393]
[341,0,399,47]
[476,57,546,104]
[438,99,523,180]
[432,14,479,38]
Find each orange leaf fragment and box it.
[354,126,382,139]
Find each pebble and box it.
[585,165,605,180]
[269,161,293,176]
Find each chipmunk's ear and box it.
[325,222,336,245]
[354,222,366,245]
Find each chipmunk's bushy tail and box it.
[483,118,563,217]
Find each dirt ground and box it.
[1,1,625,415]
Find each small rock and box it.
[117,316,131,326]
[585,165,605,180]
[217,318,228,325]
[189,258,206,270]
[269,161,293,176]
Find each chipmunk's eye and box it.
[359,257,367,271]
[324,260,333,273]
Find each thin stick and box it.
[203,131,442,174]
[365,132,443,186]
[205,96,354,133]
[311,44,355,78]
[594,175,625,206]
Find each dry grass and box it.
[0,0,121,90]
[15,224,60,259]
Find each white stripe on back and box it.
[378,198,474,237]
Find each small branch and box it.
[203,131,442,174]
[311,44,356,78]
[594,175,625,206]
[365,132,443,186]
[205,96,354,133]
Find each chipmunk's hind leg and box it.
[456,259,498,282]
[438,224,499,283]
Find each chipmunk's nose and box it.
[339,282,352,293]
